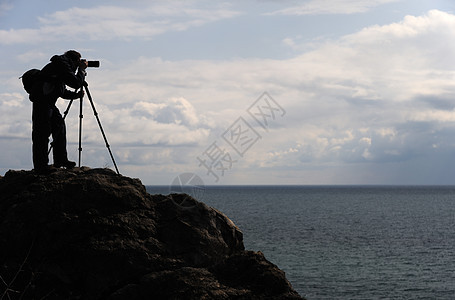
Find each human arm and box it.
[58,57,88,90]
[61,89,84,100]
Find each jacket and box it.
[31,54,86,104]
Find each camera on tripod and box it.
[81,59,100,68]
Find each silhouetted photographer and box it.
[31,50,87,174]
[23,50,119,175]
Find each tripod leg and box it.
[48,98,74,156]
[84,84,120,174]
[78,92,83,167]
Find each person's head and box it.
[64,50,82,71]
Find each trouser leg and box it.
[50,106,68,164]
[32,103,51,169]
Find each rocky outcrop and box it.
[0,168,303,299]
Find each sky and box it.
[1,0,455,185]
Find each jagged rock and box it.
[0,168,303,299]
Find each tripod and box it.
[48,82,120,174]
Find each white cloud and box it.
[285,10,455,102]
[229,9,455,176]
[61,96,211,148]
[60,9,455,174]
[16,51,49,63]
[133,98,201,127]
[0,3,242,44]
[0,92,30,139]
[267,0,401,16]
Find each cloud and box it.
[16,51,49,63]
[68,9,455,172]
[0,0,12,16]
[233,10,455,176]
[2,7,455,184]
[267,0,401,16]
[280,10,455,103]
[62,96,211,148]
[0,92,29,139]
[133,98,201,127]
[0,3,242,44]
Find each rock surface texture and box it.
[0,168,303,299]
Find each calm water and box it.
[146,185,455,299]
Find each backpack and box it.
[20,69,42,99]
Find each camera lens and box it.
[87,61,100,68]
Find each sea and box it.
[145,185,455,300]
